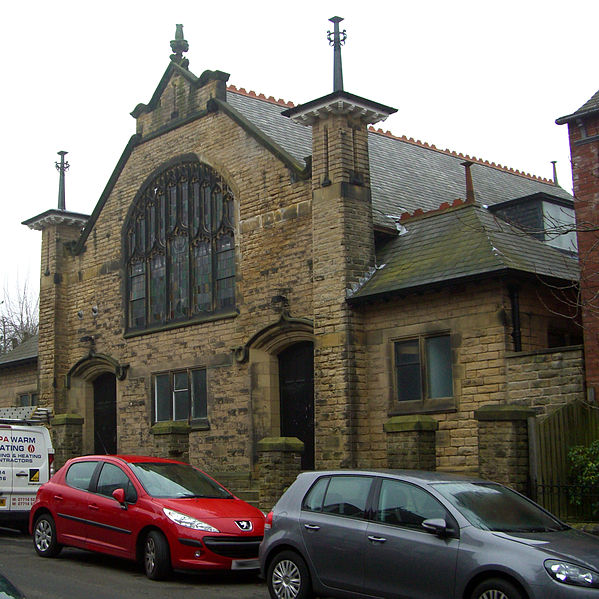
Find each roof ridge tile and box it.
[398,198,467,222]
[227,84,295,108]
[366,126,553,185]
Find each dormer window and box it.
[542,201,577,252]
[489,194,577,254]
[125,159,235,333]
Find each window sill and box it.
[125,308,239,338]
[390,397,456,416]
[190,418,210,431]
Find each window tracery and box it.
[125,160,235,331]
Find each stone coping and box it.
[475,405,536,421]
[51,413,84,426]
[384,415,438,433]
[257,436,304,453]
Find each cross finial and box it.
[55,151,69,211]
[327,16,346,92]
[170,24,189,69]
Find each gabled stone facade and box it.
[13,26,585,507]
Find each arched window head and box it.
[125,160,235,332]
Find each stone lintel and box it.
[150,421,191,435]
[384,415,438,433]
[257,436,304,453]
[475,405,536,421]
[51,413,84,426]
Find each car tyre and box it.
[267,550,313,599]
[471,578,523,599]
[143,530,171,580]
[33,514,62,557]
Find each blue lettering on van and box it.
[0,445,25,452]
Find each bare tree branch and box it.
[0,280,39,354]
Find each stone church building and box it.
[4,24,586,507]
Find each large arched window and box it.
[125,159,235,332]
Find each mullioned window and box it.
[125,159,235,332]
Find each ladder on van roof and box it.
[0,406,53,424]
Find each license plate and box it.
[231,559,260,570]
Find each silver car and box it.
[259,470,599,599]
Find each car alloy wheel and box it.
[268,550,312,599]
[33,514,62,557]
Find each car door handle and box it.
[368,535,387,544]
[15,472,28,477]
[53,495,63,501]
[304,524,320,531]
[88,504,99,511]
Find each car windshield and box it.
[129,462,233,499]
[432,482,568,533]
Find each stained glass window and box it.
[125,160,235,331]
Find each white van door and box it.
[0,425,53,515]
[10,427,50,512]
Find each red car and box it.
[29,455,265,579]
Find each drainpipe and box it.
[509,286,522,352]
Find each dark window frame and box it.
[392,332,455,415]
[17,392,38,407]
[152,367,208,424]
[124,158,236,335]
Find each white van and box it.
[0,408,55,531]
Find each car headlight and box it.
[163,508,220,532]
[545,560,599,588]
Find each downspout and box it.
[509,286,522,352]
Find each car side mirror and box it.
[422,518,449,537]
[112,488,127,509]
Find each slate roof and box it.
[348,204,579,301]
[226,87,572,232]
[0,335,38,368]
[556,89,599,125]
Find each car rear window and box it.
[65,461,98,491]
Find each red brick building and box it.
[557,91,599,401]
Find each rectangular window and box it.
[395,334,453,404]
[17,392,38,407]
[153,368,207,423]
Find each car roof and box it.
[70,454,186,465]
[297,469,489,485]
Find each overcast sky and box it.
[2,0,598,304]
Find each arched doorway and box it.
[278,341,314,469]
[66,353,128,455]
[93,373,117,454]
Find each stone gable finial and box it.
[170,24,189,69]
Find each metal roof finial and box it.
[327,17,346,92]
[55,151,69,211]
[170,24,189,69]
